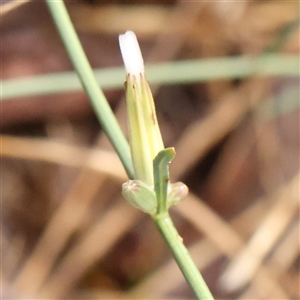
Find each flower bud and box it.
[122,180,156,214]
[167,182,189,208]
[119,31,164,186]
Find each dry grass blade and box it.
[267,219,300,274]
[0,0,31,16]
[8,130,126,296]
[38,199,142,298]
[220,173,299,293]
[12,168,108,295]
[171,78,272,180]
[1,135,126,180]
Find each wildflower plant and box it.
[119,31,213,299]
[45,1,214,298]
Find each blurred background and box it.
[1,0,299,299]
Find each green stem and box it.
[153,212,214,300]
[152,148,214,299]
[2,55,298,100]
[45,0,134,179]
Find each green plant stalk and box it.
[153,212,213,299]
[45,0,134,179]
[153,148,213,299]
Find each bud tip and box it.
[119,31,144,77]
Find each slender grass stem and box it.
[45,0,134,179]
[153,212,214,299]
[2,54,298,100]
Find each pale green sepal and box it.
[122,180,157,214]
[167,182,189,208]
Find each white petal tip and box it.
[119,31,144,76]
